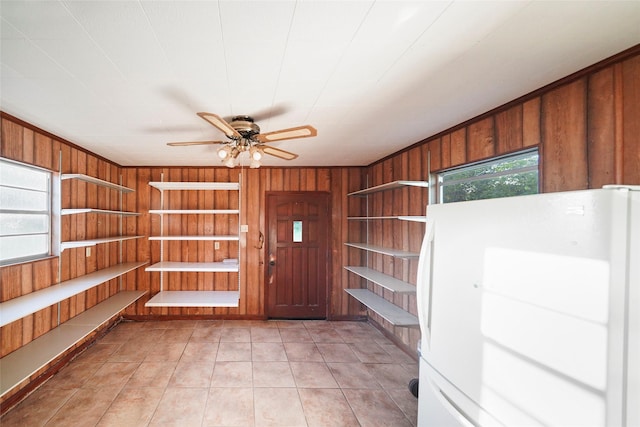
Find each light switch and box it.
[215,242,220,250]
[85,247,91,257]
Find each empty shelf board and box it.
[344,266,416,294]
[145,291,240,307]
[345,289,419,327]
[145,262,239,272]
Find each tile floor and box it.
[1,320,418,426]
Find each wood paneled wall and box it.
[0,115,127,405]
[1,46,638,404]
[119,167,364,320]
[364,47,640,352]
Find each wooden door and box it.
[266,192,329,319]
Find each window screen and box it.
[437,150,539,204]
[0,158,52,265]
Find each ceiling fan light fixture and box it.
[250,157,261,169]
[218,145,232,159]
[249,146,263,161]
[223,156,236,168]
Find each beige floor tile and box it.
[252,361,296,387]
[180,341,219,363]
[290,362,338,388]
[44,362,103,389]
[126,361,177,388]
[220,327,251,342]
[327,362,380,389]
[216,341,252,361]
[349,341,394,363]
[97,386,164,426]
[83,362,139,389]
[279,328,313,342]
[203,387,255,426]
[162,328,194,342]
[316,343,359,362]
[276,320,306,329]
[76,343,122,363]
[343,389,413,427]
[308,329,344,343]
[387,388,419,426]
[190,325,223,342]
[0,386,76,427]
[253,388,306,427]
[298,388,359,427]
[252,342,287,361]
[284,342,324,362]
[366,363,414,389]
[168,361,214,387]
[2,320,418,426]
[148,387,208,426]
[44,386,122,427]
[109,340,152,362]
[211,361,253,387]
[144,342,187,362]
[251,327,282,342]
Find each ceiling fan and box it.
[167,113,317,168]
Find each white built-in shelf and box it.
[149,209,239,215]
[145,291,240,307]
[148,235,239,241]
[61,235,145,251]
[348,215,426,222]
[0,290,146,397]
[345,289,419,327]
[0,261,147,327]
[348,180,429,196]
[344,266,416,294]
[61,173,134,193]
[344,242,420,258]
[145,261,239,272]
[149,182,239,191]
[61,208,140,216]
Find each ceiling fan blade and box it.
[261,145,299,160]
[197,112,241,139]
[256,125,317,143]
[167,140,226,146]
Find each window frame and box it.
[435,149,540,204]
[0,158,54,266]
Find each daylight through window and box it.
[437,150,539,203]
[0,158,52,265]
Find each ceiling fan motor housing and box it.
[230,115,260,138]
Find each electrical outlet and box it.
[215,242,220,250]
[240,224,249,232]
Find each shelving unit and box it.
[60,174,144,251]
[344,179,427,328]
[0,172,147,398]
[145,179,241,307]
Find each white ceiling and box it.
[1,1,639,167]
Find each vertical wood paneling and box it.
[467,117,495,162]
[542,79,588,192]
[522,97,541,148]
[587,68,616,188]
[2,49,639,402]
[450,128,466,166]
[622,55,640,184]
[495,104,523,154]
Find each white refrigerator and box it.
[416,186,639,427]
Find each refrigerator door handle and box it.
[417,217,435,348]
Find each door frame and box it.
[264,191,332,319]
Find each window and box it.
[0,158,52,265]
[437,149,539,203]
